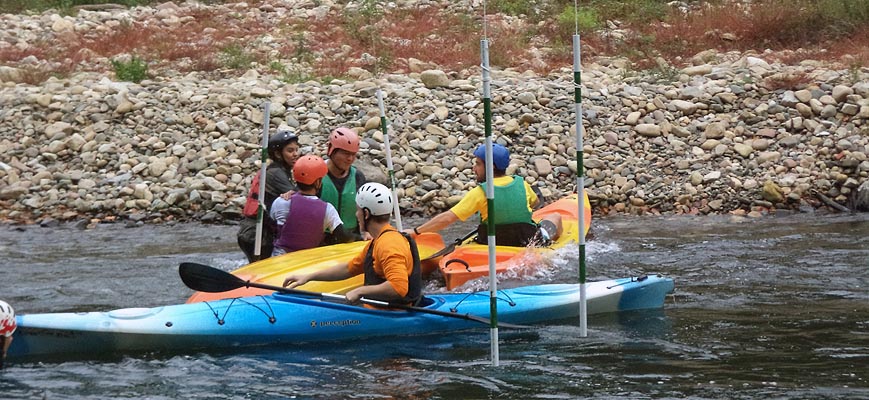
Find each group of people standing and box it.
[236,127,368,262]
[236,124,561,308]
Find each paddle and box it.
[179,262,529,329]
[421,229,477,261]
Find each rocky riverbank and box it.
[1,2,868,227]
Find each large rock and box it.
[419,70,450,88]
[0,184,29,200]
[0,66,23,83]
[762,180,784,203]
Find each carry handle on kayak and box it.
[179,262,530,329]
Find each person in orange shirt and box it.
[282,183,421,306]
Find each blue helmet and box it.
[473,143,510,170]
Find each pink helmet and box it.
[328,127,360,156]
[0,300,15,338]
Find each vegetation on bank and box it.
[0,0,866,85]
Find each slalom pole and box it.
[573,30,588,335]
[376,89,403,230]
[480,38,499,366]
[254,102,271,259]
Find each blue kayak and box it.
[8,275,674,360]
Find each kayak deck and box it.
[9,275,674,360]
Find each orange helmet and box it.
[327,127,360,156]
[293,155,328,185]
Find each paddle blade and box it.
[179,262,247,293]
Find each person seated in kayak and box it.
[0,300,16,369]
[237,126,301,263]
[282,182,422,306]
[408,143,562,247]
[322,127,369,240]
[270,155,355,256]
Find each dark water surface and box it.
[1,213,867,399]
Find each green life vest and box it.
[479,176,534,225]
[321,166,358,231]
[475,176,538,247]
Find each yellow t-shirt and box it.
[347,225,413,297]
[449,176,537,222]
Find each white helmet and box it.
[0,300,16,338]
[356,182,394,217]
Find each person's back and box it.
[408,143,562,247]
[467,175,540,246]
[271,155,352,256]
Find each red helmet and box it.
[327,127,360,156]
[293,155,328,185]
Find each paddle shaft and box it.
[242,280,523,327]
[421,228,477,261]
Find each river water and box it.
[0,212,867,399]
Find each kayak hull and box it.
[440,192,592,289]
[9,275,673,359]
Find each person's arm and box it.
[525,181,540,209]
[282,261,350,288]
[346,281,400,303]
[324,224,355,245]
[284,242,367,288]
[409,188,482,235]
[322,204,355,244]
[411,210,459,235]
[270,197,288,226]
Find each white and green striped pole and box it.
[254,102,271,259]
[480,38,500,366]
[573,33,588,336]
[376,89,403,230]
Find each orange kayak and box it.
[187,232,446,303]
[438,192,592,290]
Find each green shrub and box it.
[111,56,148,82]
[488,0,535,16]
[587,0,670,24]
[557,6,601,33]
[219,44,254,70]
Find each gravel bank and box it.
[0,1,867,227]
